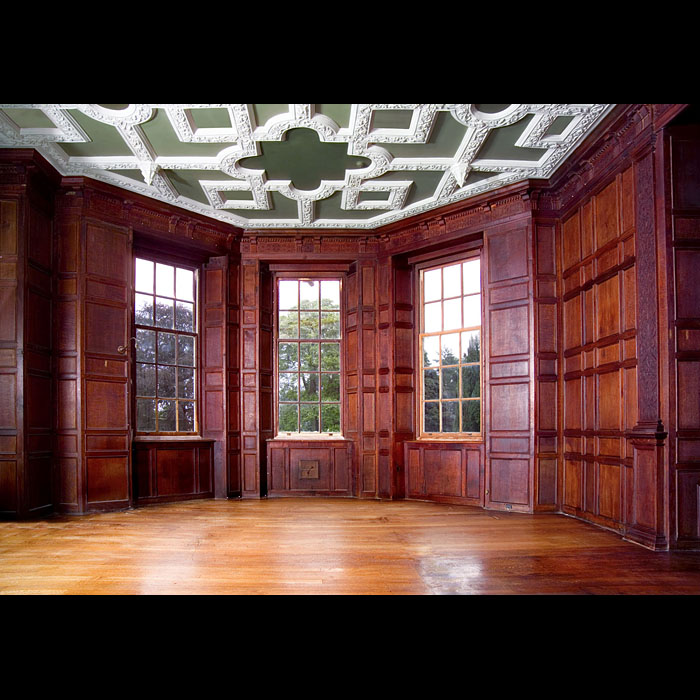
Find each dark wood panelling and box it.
[404,441,483,505]
[266,439,353,496]
[667,124,700,548]
[0,161,55,518]
[133,439,214,505]
[201,256,228,498]
[484,222,534,513]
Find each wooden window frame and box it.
[273,273,344,438]
[132,252,201,436]
[415,249,483,441]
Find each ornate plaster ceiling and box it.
[0,104,615,230]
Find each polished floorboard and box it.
[1,498,699,595]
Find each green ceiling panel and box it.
[545,115,574,136]
[240,128,370,191]
[108,169,145,183]
[141,109,235,157]
[371,109,414,129]
[165,169,236,205]
[314,104,352,129]
[251,104,289,128]
[378,111,467,159]
[189,108,232,129]
[230,191,299,220]
[316,192,384,220]
[476,115,547,162]
[370,170,443,207]
[4,108,56,129]
[61,110,133,157]
[473,104,512,114]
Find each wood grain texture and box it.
[1,498,699,595]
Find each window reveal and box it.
[419,256,482,436]
[134,257,198,433]
[277,278,342,435]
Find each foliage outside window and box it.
[277,278,342,435]
[134,257,198,433]
[420,256,482,437]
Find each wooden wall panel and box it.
[484,222,534,512]
[558,165,647,537]
[0,167,55,518]
[403,441,483,505]
[667,125,700,548]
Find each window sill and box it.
[268,434,350,442]
[133,435,215,443]
[408,437,484,444]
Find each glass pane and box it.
[424,369,439,400]
[424,301,441,332]
[441,333,460,366]
[300,343,319,371]
[176,268,194,301]
[135,258,154,294]
[178,336,195,366]
[279,280,298,310]
[443,298,461,331]
[279,404,298,432]
[175,302,194,332]
[321,343,340,371]
[135,293,153,326]
[155,297,174,329]
[424,268,441,303]
[157,400,176,431]
[155,263,174,297]
[442,402,459,432]
[136,329,155,363]
[299,312,319,339]
[321,280,340,310]
[321,312,340,339]
[136,363,156,397]
[278,342,298,371]
[422,336,440,367]
[463,259,480,295]
[443,264,461,298]
[463,294,481,329]
[300,280,319,309]
[158,332,176,364]
[300,404,319,432]
[462,330,480,363]
[424,402,439,432]
[279,311,299,339]
[321,404,340,433]
[321,374,340,402]
[178,401,195,431]
[157,365,176,398]
[462,400,481,433]
[442,367,459,399]
[178,367,195,399]
[278,373,298,401]
[461,365,480,398]
[137,398,156,432]
[300,373,319,401]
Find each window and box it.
[419,255,482,437]
[133,257,198,434]
[276,278,342,435]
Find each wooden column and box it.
[483,216,536,513]
[0,159,56,518]
[54,189,132,513]
[226,254,241,497]
[201,255,228,498]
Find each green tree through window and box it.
[277,278,342,434]
[420,256,482,436]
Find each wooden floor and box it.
[1,498,699,595]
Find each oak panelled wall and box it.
[0,104,697,553]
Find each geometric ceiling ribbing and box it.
[0,104,615,230]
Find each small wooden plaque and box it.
[299,460,320,479]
